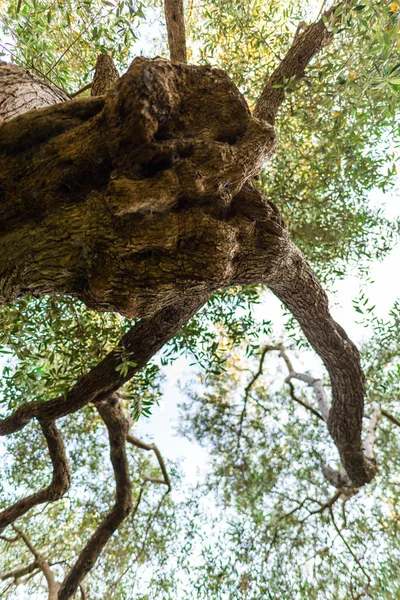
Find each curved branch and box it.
[164,0,188,63]
[127,434,171,489]
[12,526,60,600]
[254,2,346,123]
[0,295,208,436]
[266,240,376,487]
[0,421,70,533]
[287,380,324,422]
[58,396,131,600]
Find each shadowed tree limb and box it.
[102,428,171,598]
[91,54,119,97]
[0,422,70,533]
[0,55,372,488]
[267,241,375,486]
[164,0,188,63]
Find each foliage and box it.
[0,0,148,91]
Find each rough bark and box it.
[0,58,278,317]
[0,5,383,593]
[254,2,344,124]
[268,240,376,486]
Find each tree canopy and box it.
[0,0,400,598]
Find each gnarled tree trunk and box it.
[0,52,374,488]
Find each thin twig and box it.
[329,508,371,585]
[45,7,103,77]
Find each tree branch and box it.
[254,2,346,123]
[299,489,342,522]
[287,380,324,422]
[127,434,171,489]
[0,421,70,533]
[329,507,371,586]
[0,295,207,437]
[269,341,382,490]
[266,240,375,487]
[0,535,18,543]
[1,560,39,583]
[236,344,276,452]
[58,395,132,600]
[364,403,381,460]
[164,0,188,63]
[90,54,119,97]
[278,344,331,421]
[12,526,60,600]
[382,408,400,428]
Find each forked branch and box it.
[57,395,172,599]
[127,434,171,489]
[256,341,382,489]
[11,526,60,600]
